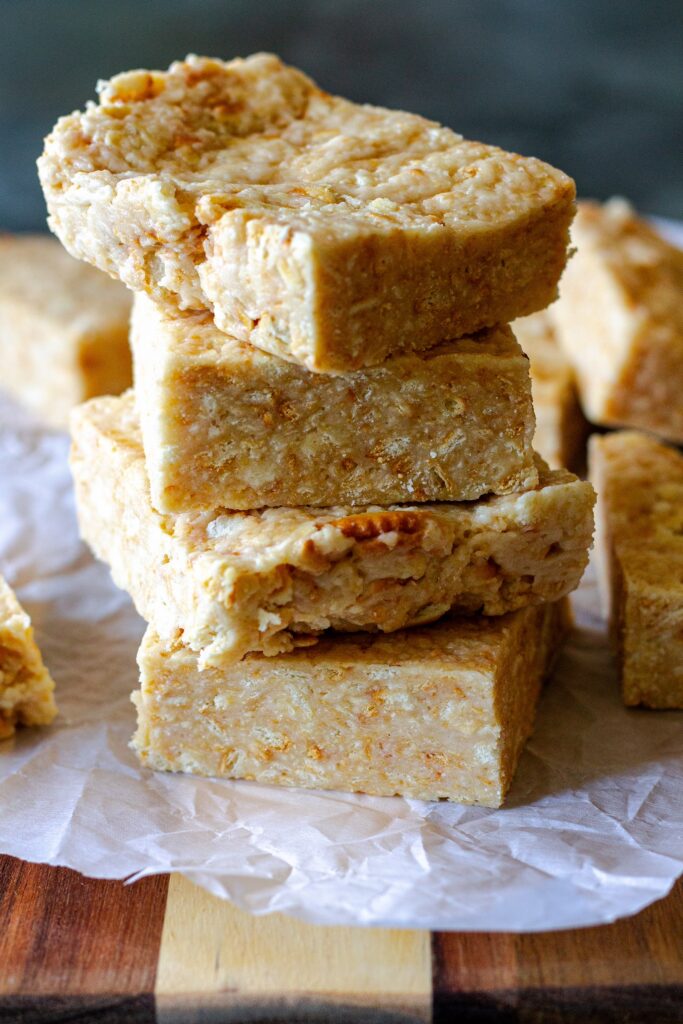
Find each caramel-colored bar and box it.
[0,575,57,738]
[132,295,537,512]
[555,199,683,444]
[133,601,568,806]
[40,53,575,372]
[0,235,131,428]
[590,430,683,709]
[70,392,594,668]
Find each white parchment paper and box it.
[1,394,682,933]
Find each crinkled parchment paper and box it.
[0,394,681,932]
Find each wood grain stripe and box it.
[156,873,432,1023]
[0,855,168,1021]
[1,855,681,1022]
[433,879,683,1020]
[433,878,683,994]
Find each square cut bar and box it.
[133,600,569,805]
[0,235,132,428]
[513,309,587,472]
[70,392,594,668]
[589,431,683,709]
[0,575,57,739]
[40,52,576,373]
[554,199,683,443]
[132,295,538,512]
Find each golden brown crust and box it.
[335,511,424,541]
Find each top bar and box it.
[39,52,576,372]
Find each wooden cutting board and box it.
[0,856,681,1022]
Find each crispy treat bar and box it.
[133,600,568,805]
[513,309,588,472]
[554,199,683,443]
[70,392,594,668]
[0,235,131,428]
[589,431,683,709]
[132,295,538,512]
[0,575,57,739]
[40,53,575,373]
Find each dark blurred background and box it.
[2,0,682,231]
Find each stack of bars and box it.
[42,54,595,806]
